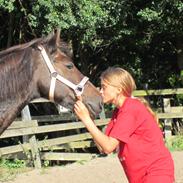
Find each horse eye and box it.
[66,63,74,69]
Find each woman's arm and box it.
[94,140,104,153]
[74,100,119,154]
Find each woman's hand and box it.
[74,99,91,124]
[74,97,119,154]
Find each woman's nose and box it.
[99,88,103,94]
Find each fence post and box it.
[163,98,172,138]
[21,105,42,168]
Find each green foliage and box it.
[137,8,161,22]
[0,159,26,169]
[166,136,183,151]
[0,158,29,182]
[0,0,15,12]
[0,0,182,88]
[181,70,183,77]
[35,0,77,32]
[43,160,50,167]
[168,74,183,88]
[30,0,110,46]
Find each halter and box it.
[38,45,89,101]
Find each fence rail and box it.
[0,88,183,168]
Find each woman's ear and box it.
[117,87,123,94]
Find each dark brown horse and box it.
[0,29,103,135]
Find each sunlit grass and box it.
[0,159,32,182]
[166,135,183,151]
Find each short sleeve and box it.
[105,109,118,136]
[105,120,114,136]
[108,109,137,143]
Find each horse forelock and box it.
[59,41,73,59]
[41,33,73,59]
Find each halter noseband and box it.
[38,45,89,101]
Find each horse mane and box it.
[0,38,42,58]
[0,43,36,101]
[0,36,72,59]
[0,34,72,101]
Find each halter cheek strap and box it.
[38,45,89,101]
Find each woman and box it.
[74,67,174,183]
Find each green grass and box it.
[0,159,32,182]
[166,135,183,151]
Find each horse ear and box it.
[44,28,61,49]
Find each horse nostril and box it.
[99,101,103,111]
[99,97,103,109]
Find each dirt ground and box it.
[3,151,183,183]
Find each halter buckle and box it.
[75,85,84,96]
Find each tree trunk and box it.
[177,38,183,70]
[7,12,14,48]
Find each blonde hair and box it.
[100,67,136,97]
[100,67,159,123]
[137,97,159,124]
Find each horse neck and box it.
[0,85,36,135]
[0,48,40,135]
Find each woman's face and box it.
[100,80,121,105]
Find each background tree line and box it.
[0,0,182,89]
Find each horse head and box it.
[0,29,103,135]
[35,29,103,118]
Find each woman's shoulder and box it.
[125,97,143,107]
[119,97,145,112]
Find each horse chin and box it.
[85,103,98,119]
[60,102,96,119]
[56,99,73,112]
[64,102,96,119]
[57,98,100,119]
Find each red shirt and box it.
[105,97,174,183]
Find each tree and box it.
[0,0,182,88]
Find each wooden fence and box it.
[0,88,183,168]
